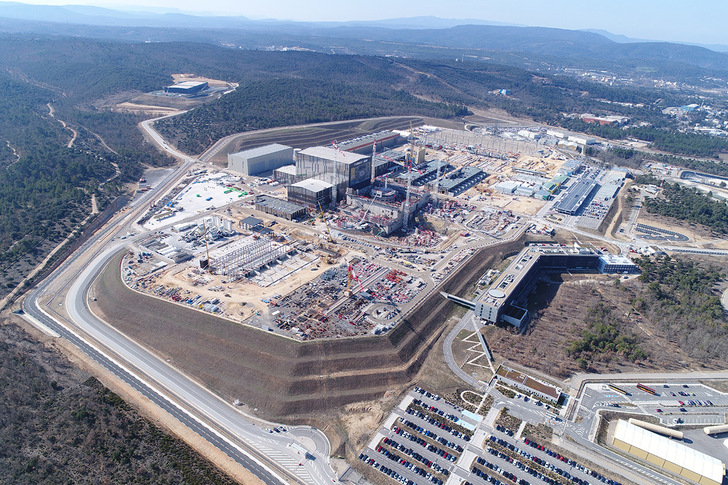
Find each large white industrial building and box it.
[228,144,294,176]
[612,419,725,485]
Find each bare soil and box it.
[484,274,727,380]
[92,235,529,426]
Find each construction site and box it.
[125,122,592,343]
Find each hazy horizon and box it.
[5,0,728,47]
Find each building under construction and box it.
[208,236,297,280]
[342,183,430,236]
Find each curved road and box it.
[21,118,337,484]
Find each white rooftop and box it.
[275,165,297,174]
[291,178,334,192]
[171,81,207,88]
[298,146,369,165]
[231,143,292,159]
[614,420,725,484]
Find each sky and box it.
[13,0,728,46]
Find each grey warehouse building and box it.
[255,195,307,220]
[296,147,372,195]
[164,81,208,95]
[228,144,294,176]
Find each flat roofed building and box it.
[228,144,294,176]
[598,254,640,274]
[164,81,208,95]
[612,419,725,485]
[296,147,372,196]
[254,194,307,220]
[287,178,334,209]
[553,179,598,215]
[473,244,601,327]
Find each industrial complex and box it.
[99,116,728,485]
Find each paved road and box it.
[20,120,338,484]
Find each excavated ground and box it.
[93,236,529,419]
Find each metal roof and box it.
[298,146,369,165]
[291,178,334,192]
[231,143,292,159]
[614,420,725,484]
[274,165,297,175]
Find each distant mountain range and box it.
[1,1,727,82]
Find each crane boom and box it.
[318,201,335,244]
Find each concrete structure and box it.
[494,365,561,403]
[495,181,519,194]
[567,135,597,145]
[438,167,488,196]
[411,160,454,186]
[597,254,640,274]
[254,195,307,220]
[442,244,639,328]
[228,144,294,176]
[332,131,401,155]
[164,81,208,95]
[612,419,725,485]
[345,184,429,236]
[553,179,598,215]
[296,147,372,200]
[518,129,542,140]
[287,178,334,209]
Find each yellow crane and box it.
[318,201,335,244]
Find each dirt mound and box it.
[93,237,526,418]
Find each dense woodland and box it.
[0,322,237,484]
[643,183,728,234]
[157,78,467,154]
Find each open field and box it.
[207,116,423,165]
[91,235,528,421]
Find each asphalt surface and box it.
[20,117,338,485]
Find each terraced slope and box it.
[93,237,526,418]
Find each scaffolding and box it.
[212,238,289,279]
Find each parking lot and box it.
[582,382,728,426]
[361,387,627,485]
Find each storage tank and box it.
[628,418,684,440]
[704,424,728,435]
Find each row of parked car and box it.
[523,437,622,485]
[359,453,416,485]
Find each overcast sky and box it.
[16,0,728,46]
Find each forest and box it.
[566,303,648,368]
[633,255,727,361]
[0,322,237,484]
[643,183,728,234]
